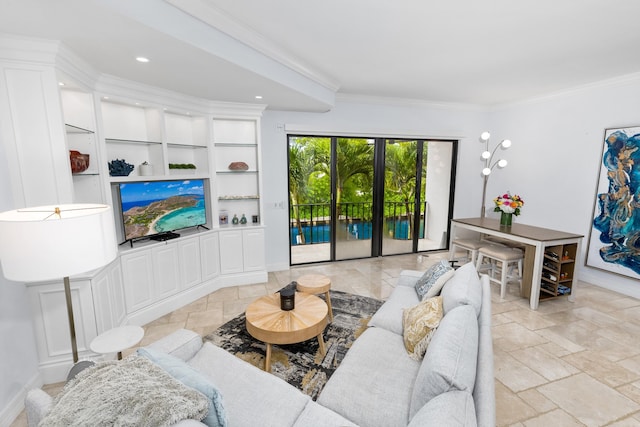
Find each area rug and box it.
[203,290,383,400]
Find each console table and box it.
[450,217,583,310]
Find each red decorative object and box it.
[228,161,249,171]
[70,150,90,174]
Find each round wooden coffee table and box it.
[296,274,333,321]
[246,293,328,373]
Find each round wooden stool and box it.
[296,274,333,322]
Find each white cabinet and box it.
[219,227,266,274]
[219,229,244,274]
[200,232,220,281]
[153,244,181,299]
[26,277,98,383]
[243,228,266,272]
[122,243,182,313]
[178,236,202,290]
[91,260,125,334]
[121,250,155,313]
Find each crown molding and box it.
[95,74,265,117]
[490,72,640,111]
[0,33,59,64]
[335,93,490,113]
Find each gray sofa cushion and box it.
[410,304,478,419]
[318,327,421,427]
[408,390,476,427]
[188,342,310,427]
[368,285,419,335]
[397,269,424,288]
[440,262,482,316]
[293,401,358,427]
[147,328,204,361]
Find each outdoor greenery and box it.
[288,137,427,243]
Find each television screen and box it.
[119,179,206,241]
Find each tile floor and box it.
[10,252,640,426]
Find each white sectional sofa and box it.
[26,262,494,426]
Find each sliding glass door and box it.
[289,135,456,265]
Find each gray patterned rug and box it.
[203,290,383,400]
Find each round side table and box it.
[246,293,328,373]
[90,325,145,360]
[296,274,333,322]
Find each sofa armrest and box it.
[398,269,424,288]
[25,388,53,427]
[145,329,203,362]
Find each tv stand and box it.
[149,231,180,241]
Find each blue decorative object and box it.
[108,159,134,176]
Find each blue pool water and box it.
[290,220,424,245]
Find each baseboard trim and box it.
[0,372,42,427]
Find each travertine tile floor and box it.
[11,252,640,426]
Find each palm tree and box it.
[385,141,419,239]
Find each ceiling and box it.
[1,0,639,111]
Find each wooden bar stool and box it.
[296,274,333,322]
[450,239,486,265]
[476,245,523,300]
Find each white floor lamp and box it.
[0,204,117,363]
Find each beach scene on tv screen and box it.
[120,180,206,240]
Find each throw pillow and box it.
[414,260,454,300]
[402,296,443,360]
[138,347,228,427]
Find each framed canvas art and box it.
[586,125,640,278]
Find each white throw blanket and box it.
[40,356,209,427]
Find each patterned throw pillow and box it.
[414,260,454,301]
[403,296,444,360]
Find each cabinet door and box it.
[92,268,114,333]
[121,251,155,313]
[153,244,181,299]
[27,279,97,362]
[108,262,126,325]
[243,228,266,272]
[178,237,202,290]
[92,261,127,333]
[219,230,244,274]
[200,232,220,281]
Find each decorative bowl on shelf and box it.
[108,159,134,176]
[228,161,249,171]
[69,150,90,174]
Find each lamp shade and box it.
[0,204,117,282]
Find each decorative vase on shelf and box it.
[232,214,239,225]
[500,212,513,227]
[240,214,247,224]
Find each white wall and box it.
[262,76,640,300]
[0,130,41,426]
[261,98,490,271]
[489,74,640,298]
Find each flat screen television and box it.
[118,179,207,242]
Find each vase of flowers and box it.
[494,192,524,227]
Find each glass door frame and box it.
[288,134,458,265]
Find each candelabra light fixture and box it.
[480,131,511,217]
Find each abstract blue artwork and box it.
[587,126,640,278]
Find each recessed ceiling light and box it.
[255,95,263,99]
[136,57,150,63]
[58,82,65,86]
[103,96,109,100]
